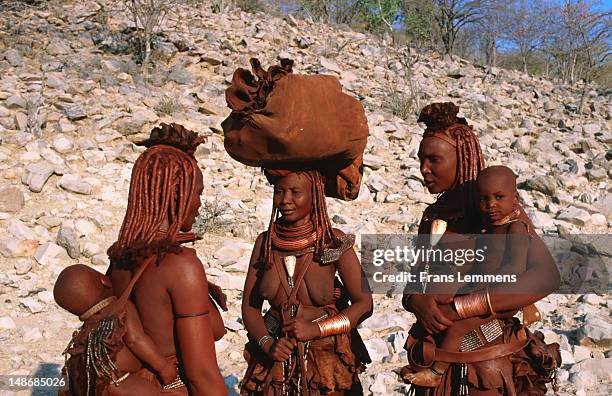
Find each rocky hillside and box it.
[0,1,610,395]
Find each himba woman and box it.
[240,168,373,395]
[401,103,561,395]
[106,123,227,395]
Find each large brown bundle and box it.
[221,58,368,200]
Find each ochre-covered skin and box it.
[106,124,227,396]
[241,171,373,395]
[54,264,178,395]
[404,165,532,388]
[401,103,561,395]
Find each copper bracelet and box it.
[317,313,351,337]
[453,291,490,319]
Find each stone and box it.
[528,211,555,228]
[5,95,26,109]
[168,64,195,85]
[572,345,592,363]
[22,161,54,193]
[8,219,37,240]
[213,241,252,266]
[14,259,33,275]
[557,206,591,227]
[58,174,93,195]
[578,315,612,346]
[569,358,612,381]
[0,316,16,330]
[582,123,601,134]
[119,109,158,135]
[363,338,390,362]
[57,119,76,133]
[580,294,602,305]
[569,370,597,389]
[590,213,606,226]
[560,349,575,365]
[92,254,110,266]
[586,167,607,181]
[4,48,23,67]
[19,297,44,314]
[0,238,38,257]
[22,327,43,341]
[223,317,243,332]
[320,57,342,74]
[57,225,80,259]
[80,241,102,258]
[364,313,410,332]
[52,135,74,153]
[14,112,27,130]
[34,242,67,266]
[511,136,531,154]
[524,175,557,196]
[0,187,25,212]
[63,105,87,121]
[74,218,99,236]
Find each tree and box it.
[297,0,366,25]
[499,0,551,74]
[432,0,482,57]
[398,0,438,50]
[361,0,402,38]
[551,0,611,110]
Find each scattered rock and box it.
[58,174,93,195]
[0,187,25,212]
[56,225,80,259]
[22,161,54,193]
[0,316,17,330]
[557,206,591,227]
[34,242,67,266]
[14,259,34,275]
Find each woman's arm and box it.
[335,232,373,326]
[242,233,295,362]
[167,249,227,396]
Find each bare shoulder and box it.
[162,247,206,285]
[508,221,529,235]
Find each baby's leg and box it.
[108,374,160,396]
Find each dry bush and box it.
[154,95,185,115]
[191,199,232,236]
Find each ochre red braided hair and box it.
[107,123,205,269]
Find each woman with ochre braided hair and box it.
[106,123,227,395]
[401,103,561,395]
[240,168,372,395]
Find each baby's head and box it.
[477,166,519,223]
[53,264,113,317]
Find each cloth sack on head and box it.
[221,58,368,200]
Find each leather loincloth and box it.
[400,318,561,396]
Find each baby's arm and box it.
[123,301,177,385]
[492,222,530,276]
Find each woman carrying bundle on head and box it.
[222,59,372,395]
[400,103,561,396]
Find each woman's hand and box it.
[407,294,455,334]
[265,337,296,362]
[282,318,321,341]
